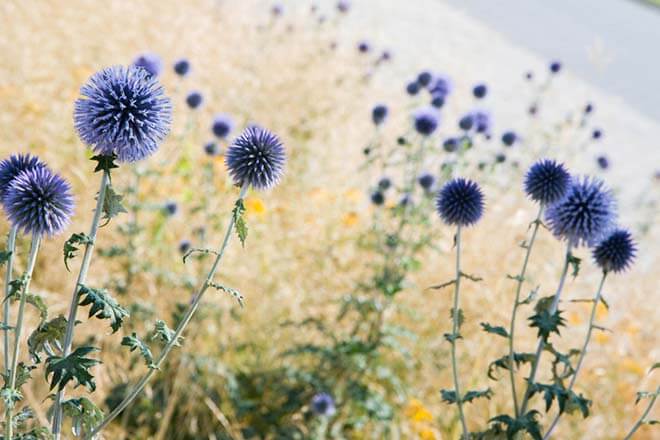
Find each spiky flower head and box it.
[3,167,74,237]
[413,107,440,136]
[429,74,452,98]
[592,228,636,273]
[204,141,219,156]
[370,191,385,206]
[0,154,47,203]
[501,131,517,147]
[311,393,336,416]
[178,239,192,255]
[418,173,435,190]
[225,126,286,190]
[133,53,162,77]
[372,104,388,125]
[74,66,172,163]
[436,178,484,226]
[545,176,616,247]
[173,59,191,77]
[472,83,488,99]
[186,91,203,109]
[524,159,571,205]
[212,114,234,139]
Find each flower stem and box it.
[4,234,41,440]
[543,271,608,439]
[623,385,660,440]
[450,225,469,439]
[519,243,573,415]
[86,183,249,439]
[51,170,110,439]
[2,225,18,376]
[508,206,544,417]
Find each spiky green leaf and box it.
[63,233,92,271]
[232,199,248,247]
[480,322,509,338]
[121,333,156,369]
[28,315,67,363]
[78,285,129,333]
[45,346,101,392]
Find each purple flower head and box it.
[357,41,370,53]
[472,83,488,99]
[592,228,636,273]
[337,1,350,13]
[204,141,220,156]
[370,191,385,206]
[501,131,517,147]
[377,177,391,191]
[524,159,571,205]
[212,114,234,139]
[372,104,388,125]
[311,393,336,416]
[163,201,178,216]
[0,154,47,203]
[413,107,440,136]
[472,110,491,134]
[4,167,74,237]
[418,173,435,190]
[597,155,609,170]
[549,60,562,74]
[186,91,203,109]
[592,128,603,140]
[429,74,453,98]
[178,239,192,255]
[406,81,420,96]
[545,176,616,247]
[443,137,459,153]
[436,178,484,227]
[271,4,283,16]
[173,59,191,77]
[133,53,163,77]
[417,71,433,88]
[74,65,172,163]
[225,126,286,190]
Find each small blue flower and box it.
[406,81,420,96]
[592,228,636,273]
[413,107,440,136]
[164,201,178,216]
[473,83,488,99]
[3,167,74,237]
[0,154,47,203]
[584,103,594,114]
[495,153,506,163]
[399,194,413,206]
[431,94,445,108]
[597,155,609,170]
[436,178,484,227]
[133,53,162,77]
[173,59,191,77]
[204,142,220,156]
[524,159,571,205]
[501,131,517,147]
[458,114,474,131]
[357,41,370,53]
[372,104,388,125]
[370,191,385,206]
[472,110,491,134]
[311,393,336,416]
[337,1,350,13]
[429,74,452,98]
[178,239,192,255]
[545,176,616,247]
[74,65,172,163]
[271,4,283,16]
[186,91,203,109]
[225,126,286,190]
[549,60,562,74]
[592,128,603,140]
[443,137,459,153]
[377,177,391,191]
[212,114,234,139]
[417,71,433,87]
[418,173,435,190]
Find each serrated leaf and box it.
[151,320,182,347]
[4,274,27,302]
[63,233,92,271]
[28,315,68,363]
[25,293,48,322]
[90,154,119,173]
[101,185,128,223]
[78,285,129,333]
[519,286,540,306]
[0,250,11,266]
[45,346,101,392]
[568,254,581,278]
[481,322,509,338]
[0,387,22,409]
[121,333,156,369]
[488,352,536,380]
[232,199,248,247]
[489,410,542,440]
[462,388,493,403]
[529,309,565,342]
[2,362,35,390]
[61,396,104,438]
[207,282,244,307]
[440,389,458,404]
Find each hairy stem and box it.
[623,385,660,440]
[543,271,608,439]
[520,243,573,415]
[4,234,41,440]
[51,170,110,438]
[450,226,469,439]
[2,226,17,376]
[86,183,249,439]
[508,206,544,417]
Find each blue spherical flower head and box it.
[473,83,488,99]
[225,126,286,190]
[431,94,445,109]
[357,41,370,53]
[178,239,192,255]
[133,53,163,77]
[443,137,459,153]
[417,71,433,87]
[212,114,234,139]
[413,107,440,136]
[592,228,636,273]
[337,1,350,13]
[597,155,609,170]
[186,91,203,109]
[204,142,220,156]
[549,60,562,74]
[372,104,388,125]
[164,201,178,216]
[458,114,474,131]
[370,191,385,206]
[418,173,435,190]
[4,167,74,237]
[406,81,420,96]
[311,393,336,416]
[472,110,491,134]
[523,159,571,205]
[436,178,484,227]
[173,59,191,77]
[592,128,603,140]
[74,66,172,163]
[377,177,391,191]
[545,176,616,247]
[430,74,452,98]
[501,131,517,147]
[0,153,47,203]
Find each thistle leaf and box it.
[462,388,493,403]
[529,310,565,342]
[208,282,244,307]
[78,285,129,333]
[90,154,119,173]
[480,322,509,338]
[61,396,104,438]
[151,320,182,347]
[232,198,248,247]
[63,232,92,271]
[101,185,128,223]
[0,250,11,266]
[28,315,67,363]
[488,352,536,380]
[45,346,101,392]
[121,333,156,369]
[567,254,581,278]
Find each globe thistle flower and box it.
[186,91,203,109]
[549,60,562,74]
[178,239,192,255]
[418,173,435,190]
[417,71,433,87]
[597,155,609,170]
[501,131,517,147]
[525,71,534,81]
[337,1,350,13]
[584,103,594,114]
[436,178,484,227]
[370,191,385,206]
[225,126,286,190]
[377,177,391,191]
[311,393,336,416]
[212,114,234,139]
[458,114,474,131]
[372,104,388,125]
[592,228,636,273]
[399,194,413,206]
[472,110,491,134]
[472,83,488,99]
[545,176,616,247]
[163,201,178,216]
[380,50,392,61]
[495,153,506,163]
[173,59,191,77]
[406,81,420,96]
[443,137,459,153]
[74,65,172,163]
[431,94,445,108]
[357,41,370,53]
[0,153,46,203]
[132,53,163,77]
[3,167,74,237]
[592,128,603,140]
[271,4,283,16]
[523,159,571,205]
[204,142,220,157]
[413,107,440,136]
[429,74,452,98]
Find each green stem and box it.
[543,271,608,439]
[623,385,660,440]
[4,234,41,440]
[519,243,573,415]
[450,226,469,439]
[508,206,544,417]
[3,226,17,376]
[51,170,110,439]
[86,183,249,439]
